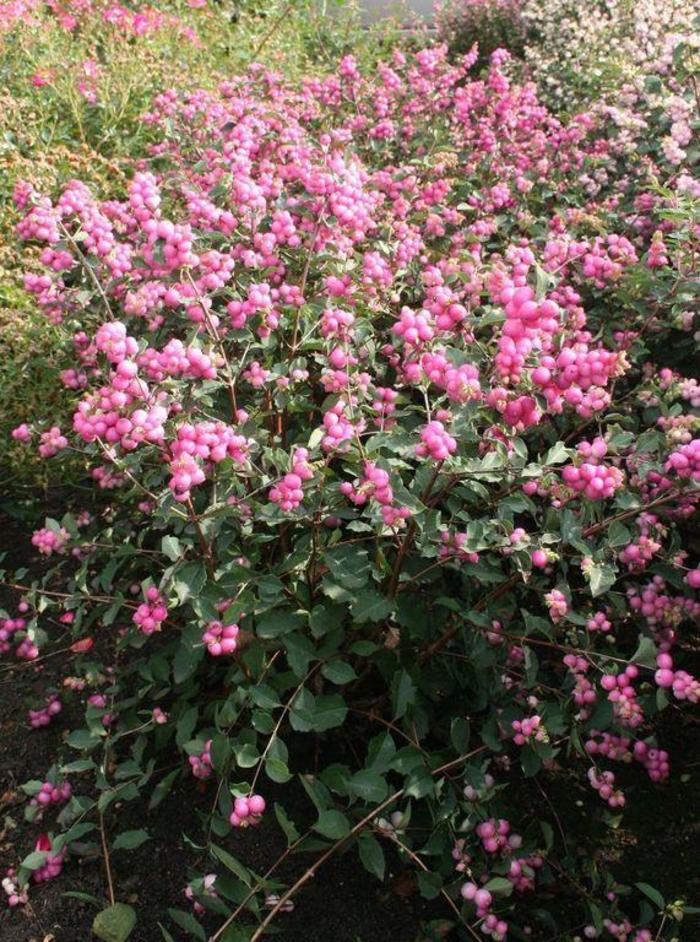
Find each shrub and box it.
[435,0,525,61]
[518,0,697,112]
[0,0,378,488]
[2,41,699,941]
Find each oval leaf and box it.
[93,903,137,942]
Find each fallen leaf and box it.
[390,869,418,898]
[71,637,95,653]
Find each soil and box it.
[1,497,698,942]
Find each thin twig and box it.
[385,463,443,598]
[98,809,115,906]
[251,0,294,60]
[186,498,216,576]
[534,778,568,856]
[184,272,239,422]
[58,221,115,321]
[250,665,320,793]
[387,830,481,942]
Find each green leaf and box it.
[93,903,138,942]
[392,669,416,719]
[534,262,556,299]
[520,745,542,777]
[349,770,388,803]
[635,430,665,455]
[522,609,552,637]
[587,562,618,598]
[540,820,554,852]
[350,640,378,656]
[450,717,470,753]
[265,757,292,783]
[417,871,443,900]
[299,773,332,813]
[288,688,315,732]
[20,850,48,870]
[274,803,300,845]
[221,928,255,942]
[357,831,386,880]
[55,821,95,850]
[324,545,370,589]
[210,734,232,771]
[172,561,207,604]
[175,706,199,749]
[112,830,150,851]
[607,520,632,547]
[588,902,604,933]
[656,687,669,711]
[544,442,570,465]
[161,536,183,562]
[234,742,259,768]
[524,647,539,687]
[560,510,590,554]
[256,610,305,639]
[210,844,252,886]
[309,603,344,639]
[250,684,281,710]
[314,809,350,839]
[484,876,514,897]
[149,770,179,810]
[67,729,102,751]
[20,780,43,796]
[173,635,205,684]
[312,694,348,731]
[60,758,97,773]
[167,908,206,940]
[632,636,657,669]
[308,426,325,450]
[635,882,664,909]
[404,767,434,799]
[321,660,357,685]
[290,690,347,732]
[366,732,396,773]
[351,591,393,624]
[284,633,316,675]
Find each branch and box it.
[235,747,487,942]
